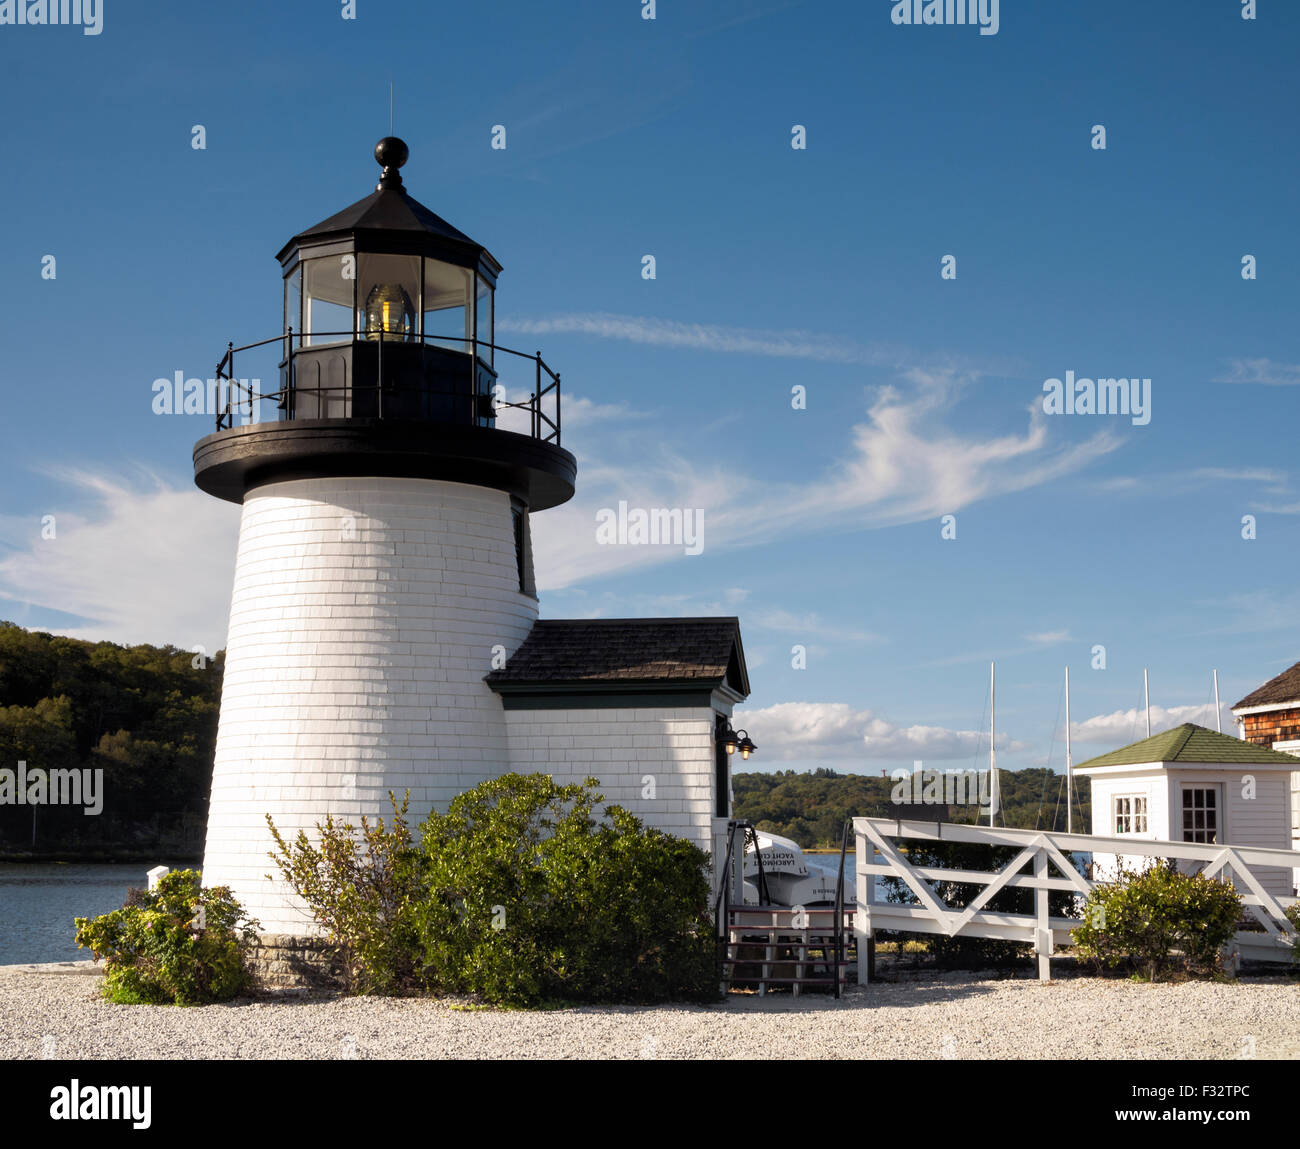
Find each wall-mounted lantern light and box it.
[720,722,756,760]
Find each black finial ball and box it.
[375,136,409,171]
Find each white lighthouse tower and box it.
[194,138,575,932]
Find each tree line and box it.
[0,622,219,859]
[0,620,1089,859]
[733,765,1091,847]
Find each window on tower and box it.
[511,501,528,594]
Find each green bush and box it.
[265,793,420,994]
[1071,861,1242,981]
[415,773,719,1006]
[264,774,720,1006]
[1285,903,1300,967]
[74,869,260,1004]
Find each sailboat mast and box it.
[1144,668,1151,738]
[1213,668,1222,733]
[989,661,996,828]
[1065,666,1072,834]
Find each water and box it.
[0,863,185,965]
[801,851,1092,900]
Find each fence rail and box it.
[852,816,1300,983]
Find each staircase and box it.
[720,904,855,997]
[714,819,857,997]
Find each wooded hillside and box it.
[0,622,219,859]
[733,766,1090,848]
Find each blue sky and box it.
[0,0,1297,779]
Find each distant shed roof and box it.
[1233,660,1300,710]
[484,617,749,696]
[1075,723,1300,770]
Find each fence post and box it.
[729,823,746,907]
[1035,847,1052,982]
[855,821,872,985]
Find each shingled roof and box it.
[1075,723,1300,770]
[1233,660,1300,710]
[485,617,749,696]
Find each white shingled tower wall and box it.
[201,474,536,933]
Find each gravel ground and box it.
[2,963,1297,1060]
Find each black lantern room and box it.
[193,138,575,512]
[278,136,499,424]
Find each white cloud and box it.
[0,467,239,651]
[737,700,1026,763]
[1069,702,1226,746]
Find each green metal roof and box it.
[1075,723,1300,770]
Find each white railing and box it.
[853,816,1300,983]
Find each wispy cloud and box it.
[0,350,1121,649]
[1024,630,1071,645]
[531,368,1120,589]
[687,0,806,39]
[749,608,881,645]
[1089,466,1291,501]
[498,312,914,367]
[1213,358,1300,386]
[1193,466,1288,486]
[1196,588,1300,636]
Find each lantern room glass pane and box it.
[303,257,354,347]
[476,276,493,366]
[284,266,302,339]
[423,258,472,353]
[358,253,419,342]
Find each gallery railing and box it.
[211,329,561,447]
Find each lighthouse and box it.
[196,139,751,937]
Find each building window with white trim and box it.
[1114,794,1148,835]
[1182,786,1218,844]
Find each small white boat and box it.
[742,831,855,907]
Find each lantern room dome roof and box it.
[274,137,499,277]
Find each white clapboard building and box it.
[1075,723,1298,897]
[193,139,751,934]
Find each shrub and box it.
[1285,903,1300,968]
[265,792,421,994]
[414,773,719,1006]
[74,869,259,1004]
[1071,861,1242,981]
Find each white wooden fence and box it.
[853,816,1300,983]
